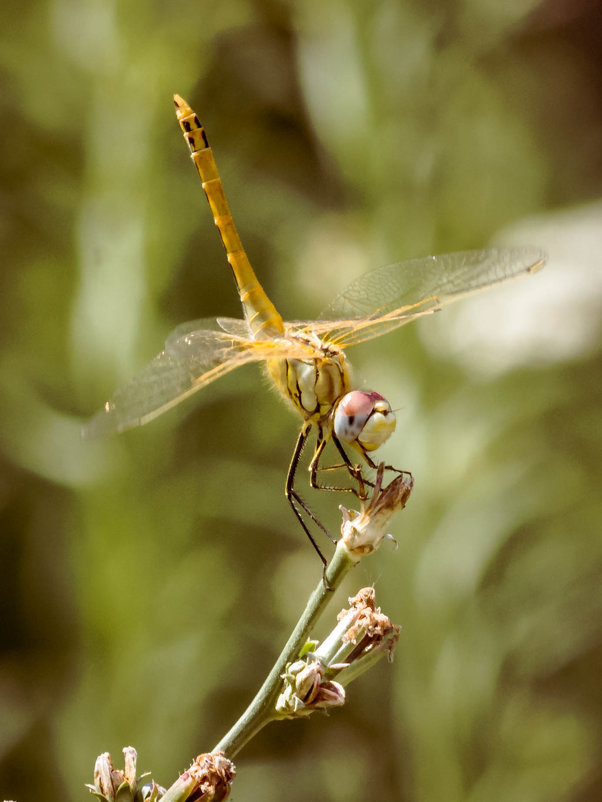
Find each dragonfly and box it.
[85,94,546,568]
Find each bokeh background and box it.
[1,1,601,800]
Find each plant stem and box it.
[157,772,199,802]
[212,541,357,757]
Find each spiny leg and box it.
[332,434,373,499]
[314,434,415,498]
[285,424,334,576]
[359,449,414,485]
[308,431,370,500]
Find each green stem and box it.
[158,772,199,802]
[212,541,357,757]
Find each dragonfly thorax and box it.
[267,333,352,424]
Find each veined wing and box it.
[165,316,253,344]
[83,317,321,437]
[303,247,546,348]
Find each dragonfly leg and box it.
[360,450,413,483]
[331,435,373,500]
[286,425,335,576]
[308,432,372,499]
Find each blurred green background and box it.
[1,1,601,800]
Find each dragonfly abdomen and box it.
[174,94,284,341]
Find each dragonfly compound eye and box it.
[334,391,396,451]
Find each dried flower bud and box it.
[276,659,346,716]
[276,584,403,720]
[123,747,138,787]
[338,588,401,662]
[93,752,117,800]
[87,747,151,802]
[187,751,236,802]
[340,465,413,557]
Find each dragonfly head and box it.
[333,391,396,453]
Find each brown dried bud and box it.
[338,588,401,662]
[340,466,413,557]
[276,659,346,716]
[187,752,236,802]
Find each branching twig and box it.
[87,467,413,801]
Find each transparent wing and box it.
[83,317,322,437]
[303,247,546,348]
[165,316,253,344]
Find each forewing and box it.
[83,325,256,437]
[84,318,323,437]
[308,247,546,348]
[165,316,252,344]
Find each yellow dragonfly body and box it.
[85,95,545,564]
